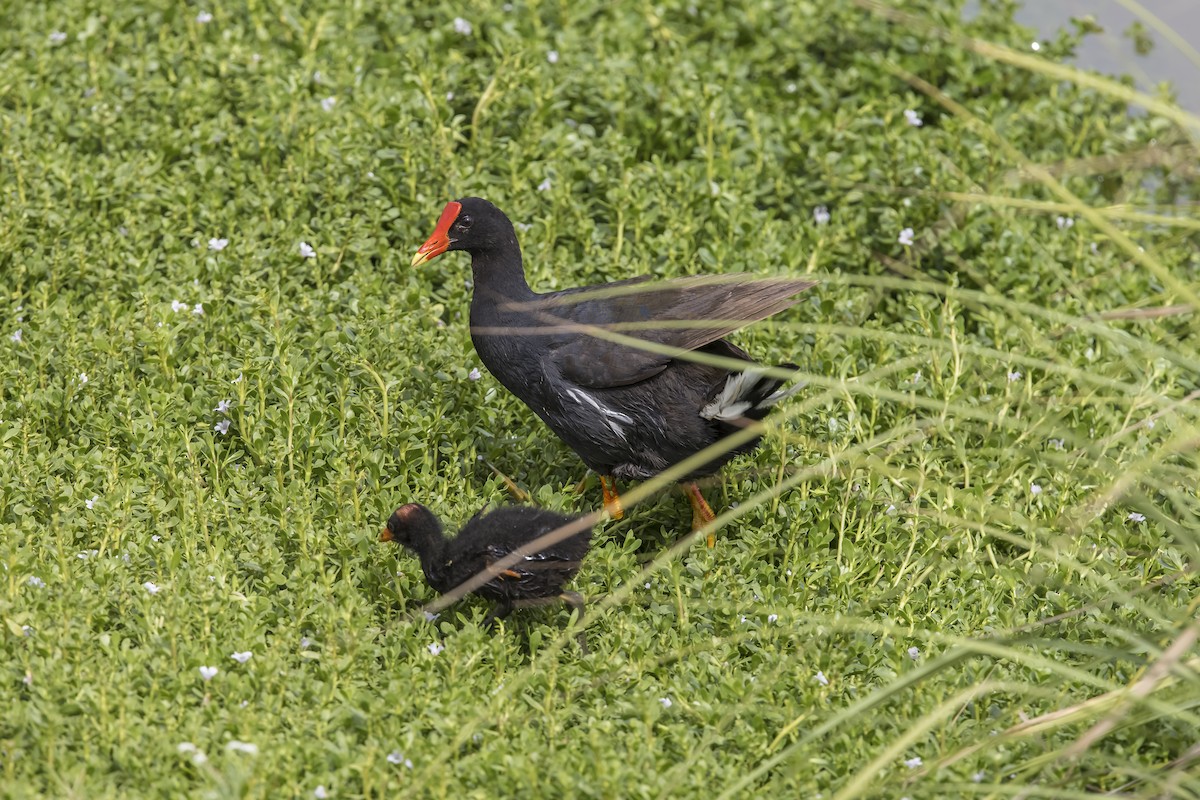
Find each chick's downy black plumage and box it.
[381,503,592,640]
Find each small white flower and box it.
[1007,370,1022,382]
[1055,215,1074,230]
[214,419,231,435]
[453,17,472,35]
[233,372,243,384]
[143,581,160,594]
[177,742,198,754]
[192,303,204,316]
[207,237,229,251]
[27,576,45,588]
[199,666,218,681]
[314,786,329,799]
[152,535,161,542]
[77,549,98,560]
[192,751,208,765]
[709,181,720,196]
[23,670,32,686]
[972,771,986,782]
[427,642,444,656]
[226,741,258,755]
[1127,512,1146,523]
[907,646,920,660]
[1031,41,1041,51]
[1146,419,1156,429]
[171,300,188,313]
[1049,438,1064,450]
[898,227,915,246]
[387,751,413,768]
[537,178,552,192]
[86,495,99,509]
[196,11,213,24]
[815,670,829,686]
[230,651,252,663]
[886,504,898,515]
[739,615,749,624]
[446,91,455,101]
[321,96,337,112]
[10,329,22,343]
[240,700,249,708]
[785,82,797,93]
[22,625,33,637]
[79,372,88,384]
[546,50,559,64]
[515,222,532,233]
[214,399,231,415]
[300,636,313,648]
[423,611,440,622]
[468,367,482,381]
[903,108,923,127]
[50,30,68,44]
[812,206,830,226]
[298,241,316,259]
[1030,484,1042,496]
[905,756,923,769]
[644,582,651,589]
[659,697,672,708]
[767,614,778,623]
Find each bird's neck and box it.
[404,530,448,580]
[470,248,536,305]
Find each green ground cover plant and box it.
[1,0,1198,797]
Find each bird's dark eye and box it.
[457,214,473,231]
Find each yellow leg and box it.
[600,475,624,520]
[487,462,529,502]
[684,482,717,546]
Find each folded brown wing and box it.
[535,275,815,389]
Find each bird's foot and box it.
[683,482,717,546]
[487,462,530,502]
[600,475,624,520]
[482,602,514,632]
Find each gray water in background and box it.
[984,0,1200,113]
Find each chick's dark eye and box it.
[457,214,473,231]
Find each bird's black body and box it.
[424,197,813,482]
[382,503,591,605]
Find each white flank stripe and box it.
[565,387,632,439]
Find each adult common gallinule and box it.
[381,503,592,647]
[412,198,815,543]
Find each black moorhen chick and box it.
[381,503,592,648]
[412,198,815,544]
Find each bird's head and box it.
[410,197,516,266]
[380,503,440,548]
